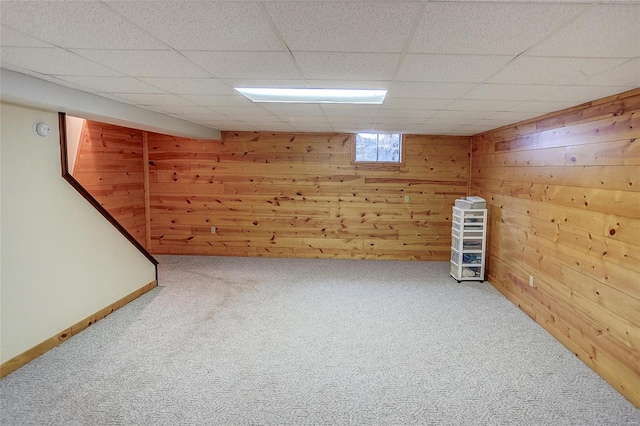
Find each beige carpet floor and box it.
[1,256,639,425]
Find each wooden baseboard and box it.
[0,280,157,379]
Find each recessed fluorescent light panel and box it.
[235,87,387,104]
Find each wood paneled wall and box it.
[470,88,640,407]
[73,120,147,248]
[147,132,470,259]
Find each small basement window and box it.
[355,133,401,162]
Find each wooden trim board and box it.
[0,280,157,378]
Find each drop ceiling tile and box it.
[382,98,453,110]
[291,125,336,133]
[146,105,220,115]
[305,80,390,90]
[293,52,399,80]
[409,3,582,55]
[169,112,227,122]
[579,58,640,87]
[388,82,478,99]
[230,115,284,123]
[432,110,493,120]
[377,109,437,119]
[527,5,640,58]
[54,76,164,94]
[106,1,282,51]
[463,84,561,101]
[223,79,308,89]
[320,105,378,118]
[508,101,577,113]
[112,94,195,106]
[184,51,301,79]
[485,111,541,122]
[487,56,627,85]
[444,99,522,111]
[424,118,476,127]
[71,49,210,78]
[1,2,165,49]
[373,117,426,125]
[1,26,53,47]
[181,95,255,108]
[242,123,296,133]
[537,85,637,103]
[277,116,330,124]
[373,124,418,133]
[1,47,122,76]
[396,54,514,83]
[325,116,377,125]
[140,78,235,96]
[209,106,274,116]
[265,2,419,53]
[263,104,325,117]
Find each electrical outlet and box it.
[210,227,217,234]
[529,275,534,287]
[404,195,410,203]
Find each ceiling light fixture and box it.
[234,87,387,104]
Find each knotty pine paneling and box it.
[72,120,147,248]
[470,88,640,407]
[147,132,470,260]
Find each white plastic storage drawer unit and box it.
[450,206,487,282]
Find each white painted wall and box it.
[0,102,157,364]
[65,115,85,173]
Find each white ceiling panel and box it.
[485,111,542,122]
[265,2,419,53]
[1,2,166,49]
[444,99,523,112]
[106,1,283,52]
[293,52,400,80]
[508,101,578,113]
[1,47,123,76]
[1,0,636,136]
[488,56,628,85]
[396,54,514,82]
[71,49,210,78]
[181,95,255,108]
[410,3,583,55]
[527,5,640,58]
[538,85,638,103]
[184,51,302,79]
[377,109,437,119]
[432,110,493,120]
[388,82,478,99]
[140,78,235,96]
[209,106,275,116]
[263,104,326,116]
[0,27,53,48]
[382,98,453,110]
[578,58,640,87]
[146,105,221,116]
[112,93,196,107]
[462,84,561,101]
[54,76,165,94]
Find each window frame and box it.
[352,132,404,165]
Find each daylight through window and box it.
[355,133,401,162]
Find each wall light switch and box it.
[529,275,534,287]
[404,195,410,203]
[211,227,217,234]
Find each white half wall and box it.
[0,102,157,364]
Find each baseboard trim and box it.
[0,280,157,379]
